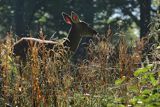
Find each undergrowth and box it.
[0,15,159,107]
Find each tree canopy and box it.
[0,0,159,38]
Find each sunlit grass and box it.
[0,16,159,106]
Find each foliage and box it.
[0,4,159,107]
[0,25,159,106]
[0,0,159,37]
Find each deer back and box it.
[13,37,58,60]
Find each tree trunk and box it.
[14,0,25,37]
[139,0,151,38]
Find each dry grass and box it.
[0,25,159,106]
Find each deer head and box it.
[62,11,97,52]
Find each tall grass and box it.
[0,16,159,106]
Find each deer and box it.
[13,11,97,60]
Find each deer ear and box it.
[62,12,72,24]
[71,11,80,22]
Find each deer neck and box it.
[64,28,81,53]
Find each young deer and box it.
[13,11,97,60]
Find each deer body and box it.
[13,11,97,60]
[13,37,58,59]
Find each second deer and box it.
[13,11,97,60]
